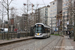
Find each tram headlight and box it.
[40,33,42,35]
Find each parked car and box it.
[0,28,8,33]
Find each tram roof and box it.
[35,23,50,28]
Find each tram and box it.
[33,23,51,38]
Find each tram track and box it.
[53,37,64,50]
[40,36,63,50]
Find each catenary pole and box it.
[73,0,75,41]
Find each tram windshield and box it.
[35,25,42,33]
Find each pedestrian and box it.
[17,29,20,38]
[66,31,68,35]
[68,31,71,39]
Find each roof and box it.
[35,23,50,28]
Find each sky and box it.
[0,0,54,20]
[11,0,54,8]
[10,0,54,14]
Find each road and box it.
[0,35,63,50]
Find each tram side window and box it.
[41,25,45,33]
[48,28,50,33]
[44,28,50,33]
[44,28,48,33]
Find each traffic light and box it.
[23,3,26,6]
[32,4,34,7]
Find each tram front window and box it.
[35,25,42,33]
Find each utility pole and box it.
[2,0,4,40]
[7,0,9,39]
[27,0,28,33]
[62,15,64,35]
[74,12,75,41]
[74,1,75,41]
[58,19,59,34]
[51,18,52,34]
[27,0,28,14]
[23,0,29,33]
[2,0,4,28]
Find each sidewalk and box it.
[62,36,75,50]
[0,36,34,45]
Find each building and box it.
[62,0,74,31]
[48,0,62,31]
[35,6,50,25]
[56,11,62,31]
[35,9,40,23]
[14,16,22,30]
[56,0,62,31]
[22,14,28,32]
[28,13,36,27]
[48,0,57,31]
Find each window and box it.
[63,4,66,6]
[45,8,48,10]
[45,14,48,16]
[35,25,42,33]
[53,2,55,5]
[45,11,48,13]
[63,7,68,10]
[65,11,67,14]
[63,12,65,15]
[66,0,68,2]
[63,0,68,2]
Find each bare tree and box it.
[0,0,14,21]
[10,7,17,18]
[67,0,75,41]
[67,0,72,24]
[0,0,14,39]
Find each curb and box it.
[0,36,34,45]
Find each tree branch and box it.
[2,3,7,9]
[3,0,7,4]
[0,1,7,9]
[9,0,13,5]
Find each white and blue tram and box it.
[33,23,51,38]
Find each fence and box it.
[0,32,34,40]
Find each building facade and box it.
[35,9,40,23]
[62,0,74,31]
[28,13,36,27]
[48,0,62,31]
[35,6,50,25]
[48,0,57,31]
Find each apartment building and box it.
[35,9,40,23]
[35,6,50,25]
[62,0,74,31]
[48,0,57,31]
[48,0,62,31]
[62,0,69,31]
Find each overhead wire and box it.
[42,0,46,6]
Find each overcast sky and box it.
[11,0,54,8]
[10,0,54,14]
[0,0,54,20]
